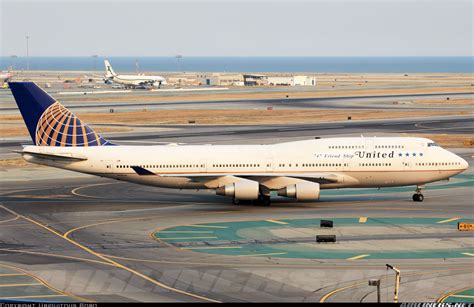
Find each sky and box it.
[1,0,472,57]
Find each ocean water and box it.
[1,56,472,73]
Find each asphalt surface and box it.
[0,90,472,114]
[0,114,473,302]
[0,169,472,302]
[1,115,472,150]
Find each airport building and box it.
[243,74,268,86]
[293,75,317,86]
[268,75,317,86]
[171,73,317,87]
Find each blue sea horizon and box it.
[1,56,472,73]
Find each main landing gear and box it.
[254,195,271,206]
[232,195,271,206]
[412,185,424,202]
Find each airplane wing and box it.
[130,166,342,185]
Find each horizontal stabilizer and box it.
[131,166,156,176]
[17,150,88,161]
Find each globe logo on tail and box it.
[35,102,109,146]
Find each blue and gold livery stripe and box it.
[35,102,110,147]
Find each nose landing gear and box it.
[412,185,424,202]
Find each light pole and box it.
[92,55,98,71]
[25,35,30,71]
[10,55,17,70]
[386,264,401,303]
[175,54,182,72]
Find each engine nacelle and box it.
[216,180,259,200]
[278,182,320,201]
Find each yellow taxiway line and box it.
[0,205,219,303]
[187,224,228,229]
[0,263,91,302]
[0,273,25,277]
[0,294,68,300]
[437,217,460,224]
[347,254,370,260]
[266,219,288,225]
[322,268,469,303]
[159,236,218,240]
[235,252,288,257]
[0,216,20,224]
[182,246,242,250]
[450,295,474,299]
[320,282,367,303]
[0,283,42,288]
[159,231,214,234]
[437,285,474,303]
[0,248,114,267]
[71,182,122,199]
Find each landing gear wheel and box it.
[253,195,271,206]
[232,198,240,205]
[412,193,424,202]
[261,196,271,207]
[412,185,424,202]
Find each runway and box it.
[0,91,472,114]
[1,114,472,150]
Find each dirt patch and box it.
[68,86,474,103]
[0,158,41,169]
[400,133,474,148]
[0,125,131,138]
[60,109,472,125]
[415,98,473,105]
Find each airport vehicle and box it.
[104,60,166,88]
[10,82,468,205]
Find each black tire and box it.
[418,194,424,202]
[412,194,419,202]
[262,196,271,207]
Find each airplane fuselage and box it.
[22,137,468,195]
[109,74,166,87]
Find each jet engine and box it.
[216,180,259,200]
[278,182,320,201]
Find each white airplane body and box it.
[10,82,468,205]
[104,60,166,88]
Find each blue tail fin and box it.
[9,82,112,146]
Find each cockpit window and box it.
[427,142,440,147]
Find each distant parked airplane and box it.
[9,82,469,206]
[104,60,166,89]
[0,66,13,83]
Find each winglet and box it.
[131,166,156,176]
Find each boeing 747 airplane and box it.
[9,82,468,206]
[104,60,166,88]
